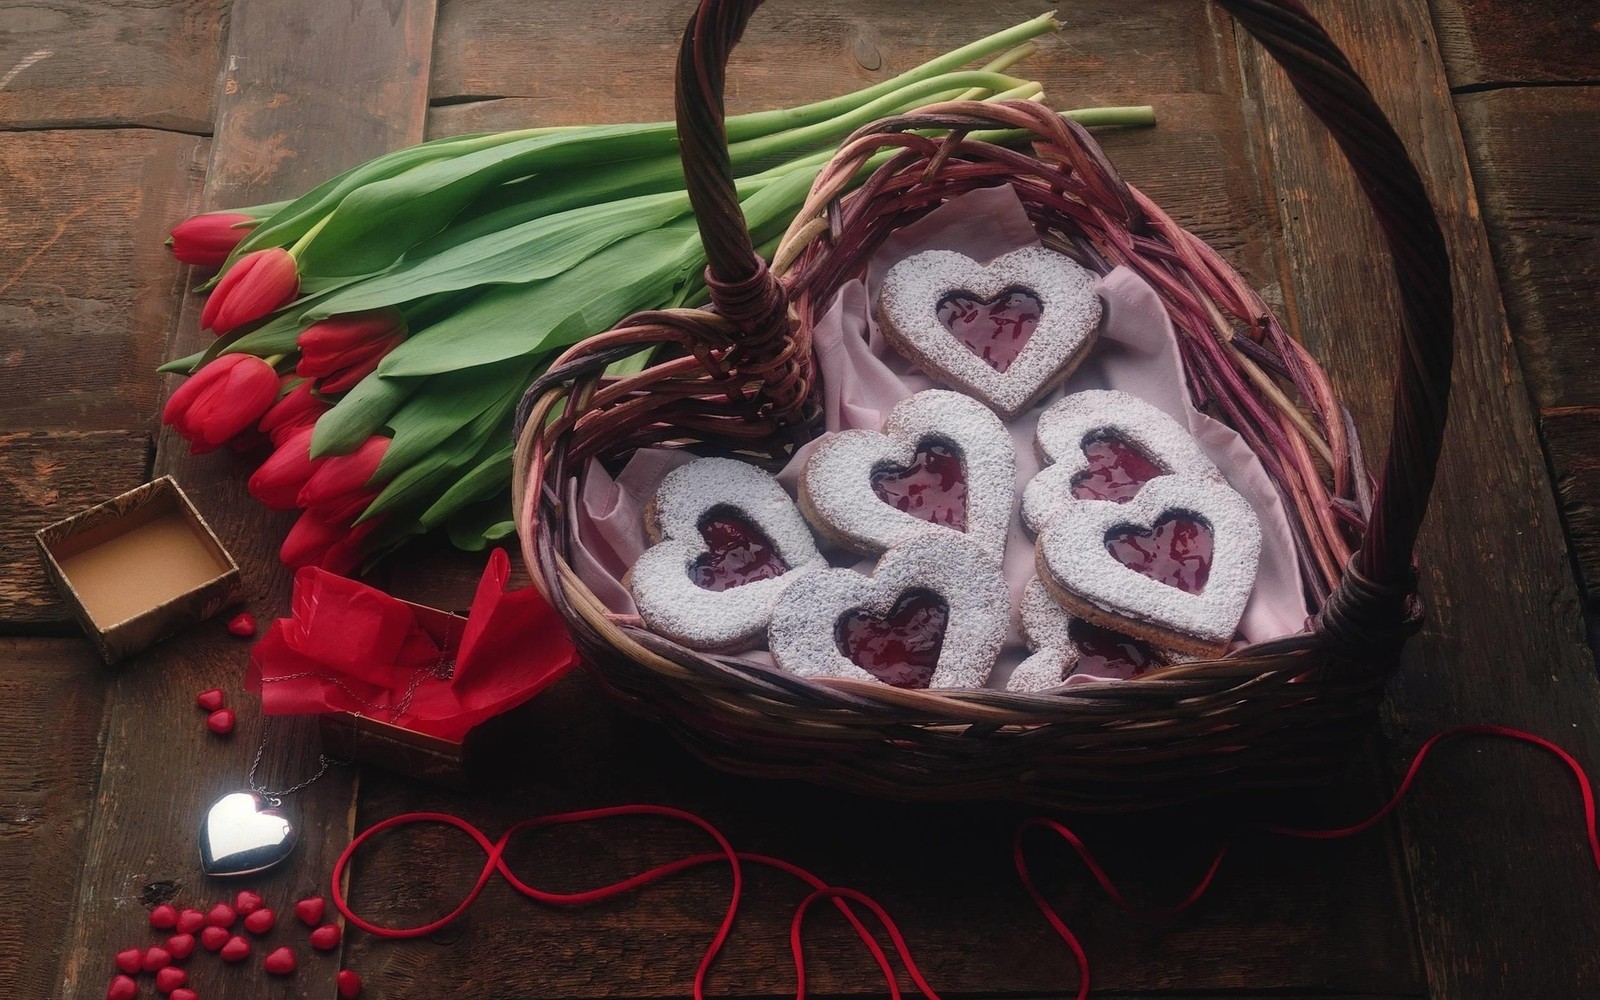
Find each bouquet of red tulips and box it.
[159,13,1152,574]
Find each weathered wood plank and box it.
[53,0,440,997]
[1238,0,1600,995]
[1428,0,1600,89]
[0,430,151,628]
[0,639,109,998]
[0,0,224,131]
[0,129,207,432]
[1539,406,1600,603]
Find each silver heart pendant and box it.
[199,792,298,877]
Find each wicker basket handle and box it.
[672,0,1454,649]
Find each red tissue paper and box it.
[246,549,577,741]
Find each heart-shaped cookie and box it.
[1035,474,1261,656]
[1021,389,1222,532]
[878,246,1102,419]
[629,457,826,651]
[798,389,1014,559]
[768,533,1010,689]
[1006,579,1185,692]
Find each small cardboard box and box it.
[35,476,241,664]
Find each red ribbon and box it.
[333,726,1600,999]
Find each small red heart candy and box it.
[176,907,206,934]
[199,925,229,951]
[234,890,264,915]
[171,991,199,1000]
[206,903,236,927]
[243,908,275,934]
[142,946,172,971]
[149,903,179,929]
[107,974,137,1000]
[114,948,142,974]
[309,924,341,951]
[293,896,325,926]
[225,612,257,636]
[263,946,297,975]
[219,935,249,962]
[205,709,235,735]
[336,969,363,999]
[195,689,225,711]
[166,934,195,960]
[155,966,187,993]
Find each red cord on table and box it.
[334,726,1600,1000]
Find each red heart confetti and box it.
[688,512,789,592]
[220,935,249,962]
[149,904,179,929]
[154,966,187,994]
[243,908,275,935]
[1104,513,1214,595]
[294,897,325,926]
[199,926,229,951]
[207,902,236,927]
[114,949,142,975]
[205,709,236,735]
[225,612,257,636]
[868,439,968,531]
[234,890,264,915]
[141,946,172,971]
[1070,431,1165,503]
[106,975,137,1000]
[833,589,949,689]
[309,924,341,951]
[166,933,196,960]
[195,689,225,712]
[170,990,199,1000]
[336,969,363,999]
[263,947,297,975]
[936,288,1042,373]
[176,908,206,934]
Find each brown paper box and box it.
[35,476,242,665]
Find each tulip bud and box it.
[168,212,256,268]
[280,511,382,576]
[296,308,406,394]
[162,354,280,455]
[258,380,330,445]
[201,248,300,335]
[297,435,390,522]
[248,426,322,509]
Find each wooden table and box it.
[3,1,1598,997]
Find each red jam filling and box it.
[936,288,1042,373]
[1104,512,1213,594]
[1065,619,1165,680]
[870,438,967,531]
[689,508,789,592]
[1071,431,1166,503]
[834,589,948,689]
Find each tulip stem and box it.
[287,215,332,260]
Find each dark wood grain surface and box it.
[1,0,1595,997]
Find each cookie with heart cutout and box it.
[768,533,1010,689]
[1005,578,1191,692]
[877,246,1102,420]
[1035,474,1261,657]
[628,457,826,652]
[798,389,1014,560]
[1020,389,1223,533]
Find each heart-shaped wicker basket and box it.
[512,0,1451,811]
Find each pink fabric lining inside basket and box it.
[568,186,1309,686]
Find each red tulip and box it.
[163,354,280,455]
[297,435,390,522]
[168,212,256,268]
[280,511,382,575]
[258,380,330,445]
[248,426,322,509]
[202,248,299,335]
[296,308,405,394]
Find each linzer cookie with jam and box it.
[1034,474,1262,657]
[1006,579,1191,692]
[876,246,1102,419]
[798,389,1014,560]
[628,458,826,652]
[768,533,1009,689]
